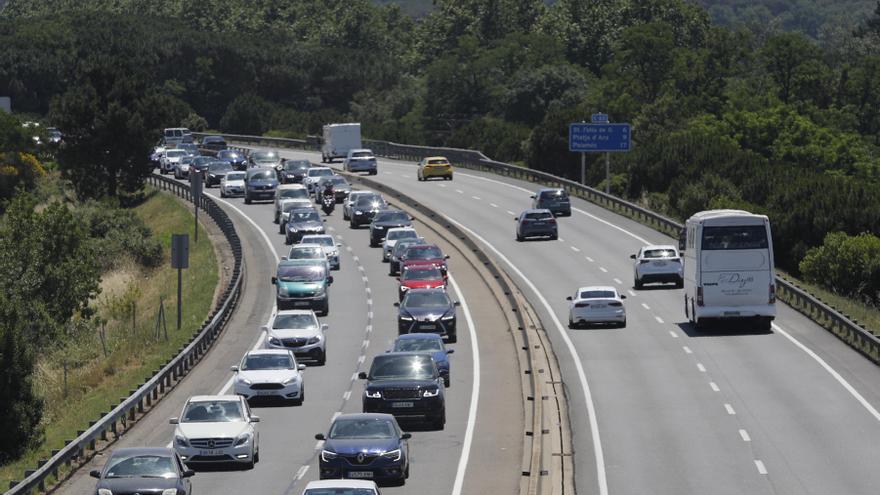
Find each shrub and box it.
[799,232,880,303]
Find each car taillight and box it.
[575,302,590,308]
[769,283,776,304]
[671,258,681,263]
[697,286,704,306]
[547,218,556,224]
[608,302,622,307]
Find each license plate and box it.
[723,311,741,316]
[533,222,545,226]
[419,324,434,329]
[348,471,374,479]
[653,261,667,266]
[256,390,276,396]
[294,300,311,306]
[391,401,414,408]
[592,304,606,309]
[199,450,221,456]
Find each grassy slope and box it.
[0,189,218,487]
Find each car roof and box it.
[396,333,443,341]
[402,287,448,294]
[577,286,618,294]
[188,394,240,403]
[275,309,317,316]
[538,188,565,193]
[309,166,332,171]
[333,412,395,422]
[108,447,176,456]
[303,479,379,489]
[349,148,373,154]
[641,244,678,251]
[425,156,449,161]
[301,234,332,239]
[244,349,293,357]
[387,227,416,232]
[278,184,307,190]
[521,208,553,214]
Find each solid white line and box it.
[683,346,693,354]
[331,412,341,422]
[755,460,768,475]
[710,382,720,392]
[599,267,608,273]
[725,403,736,415]
[295,465,309,480]
[697,363,706,373]
[448,275,481,495]
[668,330,678,339]
[739,429,751,442]
[211,195,280,261]
[571,246,581,252]
[641,303,651,310]
[314,440,323,450]
[613,277,622,284]
[655,316,665,324]
[772,322,880,422]
[441,215,608,495]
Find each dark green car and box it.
[271,259,333,315]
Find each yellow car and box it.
[417,156,454,181]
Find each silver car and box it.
[630,244,683,289]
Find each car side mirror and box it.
[250,416,261,423]
[322,219,326,222]
[629,254,636,259]
[271,276,277,285]
[321,323,329,331]
[260,325,269,332]
[444,255,450,259]
[446,349,455,354]
[281,256,288,261]
[183,469,195,478]
[393,302,400,307]
[395,277,400,281]
[401,433,412,440]
[565,296,572,301]
[454,301,461,306]
[327,276,334,284]
[230,365,239,372]
[169,417,179,424]
[298,364,306,371]
[315,433,326,441]
[358,371,368,379]
[530,195,535,199]
[620,295,627,299]
[89,469,101,479]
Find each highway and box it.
[56,172,523,495]
[251,145,880,495]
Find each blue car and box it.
[316,413,410,484]
[217,149,247,170]
[390,333,454,387]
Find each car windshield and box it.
[249,171,276,180]
[375,211,409,223]
[427,159,448,165]
[387,230,417,241]
[540,190,568,199]
[105,454,176,479]
[283,203,309,212]
[394,338,443,352]
[193,157,212,166]
[218,151,240,159]
[280,188,309,199]
[328,418,395,439]
[182,400,244,423]
[329,177,347,186]
[284,160,310,170]
[580,290,616,299]
[643,249,677,259]
[394,239,424,255]
[226,172,246,181]
[405,246,442,259]
[402,267,442,281]
[524,212,553,220]
[166,150,186,158]
[252,151,277,161]
[355,197,384,208]
[290,247,324,259]
[277,264,325,282]
[290,211,320,222]
[369,355,434,380]
[303,489,377,495]
[241,353,295,371]
[209,162,232,172]
[309,168,333,177]
[273,313,318,329]
[302,236,333,247]
[403,291,450,308]
[352,151,373,158]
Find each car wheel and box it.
[619,318,627,328]
[273,212,279,224]
[296,386,305,406]
[245,195,252,205]
[444,374,450,387]
[568,317,575,329]
[634,278,643,290]
[254,450,260,463]
[433,410,446,430]
[675,279,684,289]
[550,233,558,240]
[220,190,226,198]
[320,301,329,316]
[447,332,457,344]
[516,233,524,242]
[317,350,326,366]
[279,223,285,234]
[447,174,453,181]
[350,220,357,229]
[285,235,292,245]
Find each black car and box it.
[190,155,214,174]
[249,150,283,169]
[200,135,227,153]
[359,352,446,429]
[217,149,247,170]
[285,207,326,244]
[313,176,352,203]
[90,447,194,495]
[177,143,200,156]
[531,188,571,216]
[369,210,413,247]
[316,413,410,484]
[204,161,233,187]
[350,196,387,228]
[395,288,458,343]
[244,168,279,204]
[279,159,312,183]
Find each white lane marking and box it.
[365,325,372,334]
[613,277,622,284]
[346,246,353,252]
[357,355,365,364]
[361,276,368,282]
[755,460,768,475]
[490,203,498,208]
[627,290,636,297]
[367,311,373,319]
[448,275,481,495]
[558,238,565,242]
[343,391,351,401]
[358,266,365,272]
[739,429,751,442]
[383,171,393,175]
[599,267,608,273]
[365,286,371,294]
[506,210,516,216]
[438,184,447,188]
[362,340,369,349]
[668,331,678,339]
[710,382,720,392]
[456,189,464,194]
[351,373,358,381]
[772,322,880,422]
[314,440,323,450]
[210,195,280,261]
[641,303,651,310]
[295,466,309,480]
[697,363,706,373]
[441,215,608,495]
[472,195,481,200]
[402,174,411,178]
[683,346,693,354]
[570,246,581,252]
[331,412,341,422]
[725,404,736,415]
[655,316,665,324]
[352,255,359,262]
[586,256,595,262]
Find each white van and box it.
[321,123,361,163]
[683,209,776,330]
[163,127,192,146]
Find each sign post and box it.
[569,114,631,193]
[190,172,203,243]
[171,234,190,330]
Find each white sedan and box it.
[630,244,683,289]
[567,286,627,328]
[264,309,328,365]
[300,234,341,270]
[170,395,260,468]
[232,349,306,404]
[220,171,246,198]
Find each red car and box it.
[397,265,447,301]
[400,244,449,277]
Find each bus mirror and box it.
[678,229,686,252]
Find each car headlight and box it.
[306,336,321,345]
[237,376,252,385]
[365,389,382,399]
[355,211,363,215]
[400,313,413,321]
[175,434,189,448]
[441,313,455,321]
[234,432,252,447]
[381,449,401,461]
[321,449,338,462]
[422,387,440,398]
[98,489,113,495]
[283,375,300,385]
[268,336,281,346]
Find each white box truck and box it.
[682,209,776,331]
[322,123,361,163]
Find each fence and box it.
[5,174,244,495]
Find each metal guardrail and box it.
[5,174,244,495]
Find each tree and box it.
[0,300,43,463]
[605,21,677,103]
[761,32,821,103]
[219,93,272,135]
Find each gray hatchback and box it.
[515,209,558,241]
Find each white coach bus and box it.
[682,210,776,331]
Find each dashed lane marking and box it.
[710,382,720,392]
[755,460,768,475]
[739,429,751,442]
[490,203,498,208]
[641,303,651,310]
[472,195,481,200]
[571,246,581,252]
[613,277,622,284]
[668,331,678,339]
[725,404,736,415]
[697,363,706,373]
[683,346,693,354]
[655,316,665,324]
[599,267,608,273]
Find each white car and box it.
[170,395,260,468]
[274,184,312,223]
[630,244,683,289]
[304,167,334,193]
[566,286,627,328]
[220,171,246,198]
[343,148,378,175]
[300,234,341,270]
[301,479,380,495]
[343,190,372,220]
[382,227,419,262]
[286,244,331,273]
[173,161,191,180]
[160,149,187,175]
[232,349,306,404]
[264,309,328,365]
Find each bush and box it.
[0,303,44,463]
[79,201,163,270]
[799,231,880,303]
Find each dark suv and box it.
[359,353,446,429]
[200,135,227,154]
[244,168,278,204]
[531,188,571,216]
[369,210,413,247]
